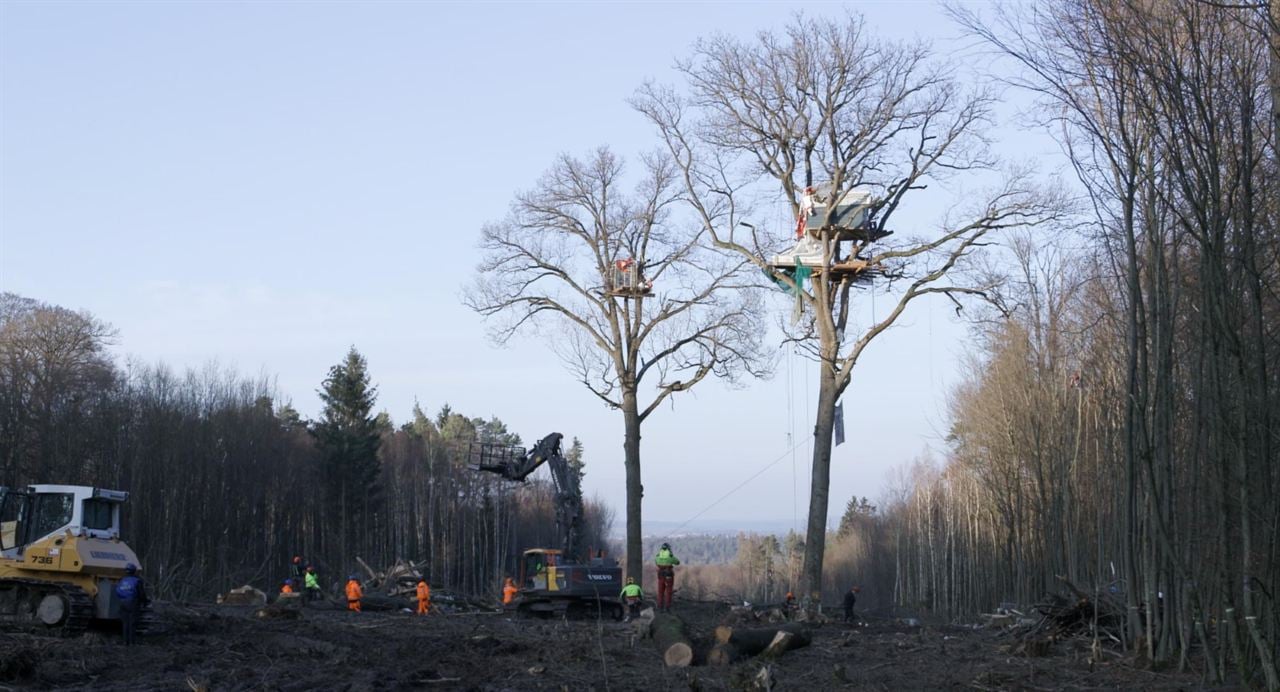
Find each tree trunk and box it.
[623,390,644,587]
[651,613,693,667]
[1270,1,1279,156]
[801,359,840,608]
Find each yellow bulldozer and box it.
[0,484,146,635]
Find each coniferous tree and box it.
[314,346,382,563]
[565,436,586,506]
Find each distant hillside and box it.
[639,518,804,537]
[598,519,806,566]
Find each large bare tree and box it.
[467,148,768,583]
[634,14,1064,607]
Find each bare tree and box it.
[634,14,1064,607]
[466,148,768,583]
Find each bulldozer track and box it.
[0,578,94,637]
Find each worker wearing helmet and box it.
[654,542,680,612]
[415,579,431,615]
[502,577,519,606]
[619,576,644,622]
[113,563,149,646]
[345,575,364,613]
[303,565,322,603]
[281,579,295,595]
[843,585,861,624]
[290,555,304,584]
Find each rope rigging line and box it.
[660,436,812,541]
[784,345,798,587]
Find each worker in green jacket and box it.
[303,565,323,603]
[654,542,680,612]
[619,577,644,622]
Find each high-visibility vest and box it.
[345,580,363,601]
[416,582,430,601]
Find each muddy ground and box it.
[0,599,1218,691]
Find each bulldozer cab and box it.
[0,485,127,557]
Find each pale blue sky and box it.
[1,1,1059,531]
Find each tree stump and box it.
[650,613,694,667]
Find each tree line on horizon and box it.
[0,292,612,599]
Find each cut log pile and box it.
[1031,579,1126,639]
[352,556,497,612]
[356,556,426,597]
[1004,577,1127,653]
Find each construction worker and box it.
[619,576,643,622]
[281,579,295,595]
[304,565,322,603]
[415,579,431,615]
[114,563,149,646]
[345,575,363,613]
[290,556,304,584]
[843,585,861,624]
[502,577,519,606]
[654,542,680,612]
[784,591,797,611]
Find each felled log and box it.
[708,623,811,666]
[218,585,267,607]
[356,557,380,583]
[650,613,693,667]
[714,622,810,652]
[255,603,302,620]
[760,631,799,660]
[358,594,409,612]
[707,643,744,666]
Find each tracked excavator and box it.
[471,432,624,619]
[0,484,148,636]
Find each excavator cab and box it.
[0,485,144,635]
[520,549,559,591]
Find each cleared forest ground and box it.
[1,600,1210,691]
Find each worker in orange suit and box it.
[415,579,431,615]
[281,579,294,595]
[345,575,363,613]
[502,577,519,605]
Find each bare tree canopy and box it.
[467,147,769,583]
[635,13,1066,606]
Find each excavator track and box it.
[0,578,94,637]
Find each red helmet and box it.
[292,556,301,564]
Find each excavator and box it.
[471,432,624,619]
[0,484,148,635]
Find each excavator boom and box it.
[471,432,584,560]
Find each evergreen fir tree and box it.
[314,346,382,561]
